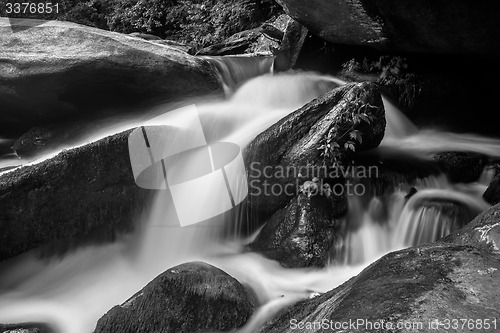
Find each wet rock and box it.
[0,19,222,134]
[245,82,385,218]
[271,19,308,72]
[0,130,151,261]
[262,242,500,333]
[443,202,500,254]
[94,262,254,333]
[433,152,488,183]
[250,188,344,268]
[250,14,290,54]
[484,173,500,205]
[260,24,284,42]
[275,0,500,55]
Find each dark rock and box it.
[0,20,222,135]
[94,262,254,333]
[250,189,344,268]
[275,0,500,55]
[245,82,385,218]
[484,173,500,205]
[262,242,500,333]
[433,152,489,183]
[443,202,500,255]
[0,130,151,261]
[0,323,55,333]
[404,187,417,200]
[271,19,308,72]
[260,24,284,42]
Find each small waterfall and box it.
[202,56,275,94]
[382,96,418,138]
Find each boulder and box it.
[0,130,151,261]
[94,262,254,333]
[275,0,500,55]
[245,82,385,218]
[262,203,500,333]
[484,173,500,205]
[250,188,344,268]
[432,152,489,183]
[0,19,222,135]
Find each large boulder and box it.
[261,203,500,333]
[275,0,500,55]
[0,130,151,261]
[0,19,222,135]
[250,189,344,268]
[94,262,254,333]
[244,82,385,218]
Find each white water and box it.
[1,63,500,333]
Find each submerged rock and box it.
[432,151,488,183]
[94,262,254,333]
[275,0,500,55]
[250,189,344,268]
[0,19,222,134]
[0,130,151,261]
[245,82,385,218]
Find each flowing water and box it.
[1,56,500,333]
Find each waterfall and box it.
[202,56,275,94]
[2,58,500,333]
